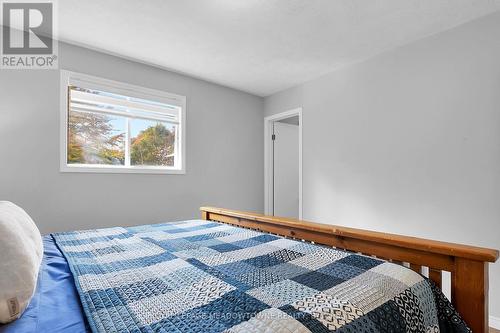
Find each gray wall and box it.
[265,12,500,319]
[273,122,299,219]
[0,42,264,234]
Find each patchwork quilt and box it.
[53,220,470,333]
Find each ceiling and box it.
[58,0,500,96]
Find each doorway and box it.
[264,108,302,219]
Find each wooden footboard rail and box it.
[201,207,499,333]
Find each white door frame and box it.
[264,108,303,219]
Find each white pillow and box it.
[0,201,43,324]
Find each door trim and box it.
[264,108,303,219]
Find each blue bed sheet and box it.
[0,235,89,333]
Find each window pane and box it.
[130,119,176,167]
[67,110,126,165]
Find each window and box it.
[60,71,186,174]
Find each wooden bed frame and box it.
[201,206,499,333]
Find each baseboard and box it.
[491,315,500,330]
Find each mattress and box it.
[49,219,469,333]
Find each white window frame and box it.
[60,70,186,174]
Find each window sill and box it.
[60,164,186,175]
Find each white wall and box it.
[0,42,264,234]
[264,12,500,319]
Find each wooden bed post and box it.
[452,258,489,333]
[200,207,499,333]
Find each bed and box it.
[1,207,498,333]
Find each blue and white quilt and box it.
[53,219,470,333]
